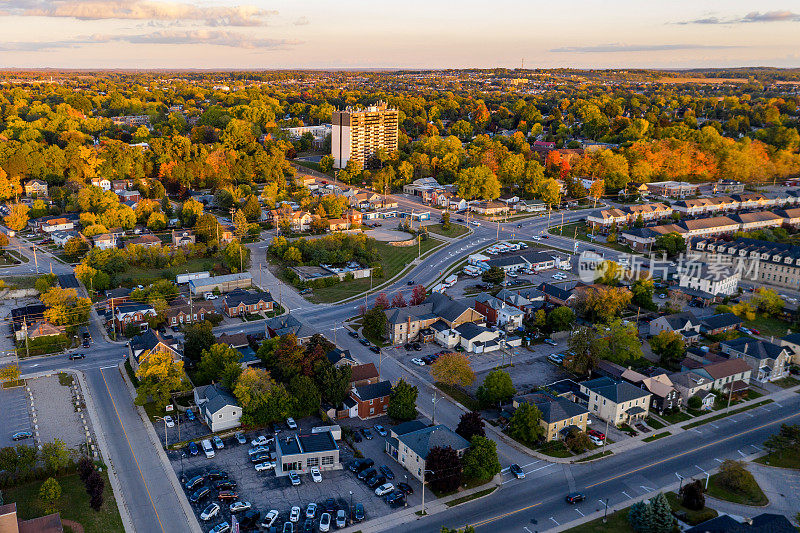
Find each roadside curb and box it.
[117,361,203,533]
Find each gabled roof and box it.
[353,380,392,401]
[581,377,651,403]
[701,313,742,330]
[656,311,700,331]
[454,322,491,341]
[224,288,273,308]
[265,314,315,339]
[721,338,786,361]
[537,282,573,302]
[702,358,752,380]
[215,332,249,348]
[533,397,588,424]
[195,384,239,416]
[349,363,379,383]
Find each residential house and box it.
[344,209,362,227]
[165,298,215,327]
[127,234,162,248]
[193,384,242,432]
[349,363,380,388]
[105,287,132,311]
[495,288,546,316]
[685,512,796,533]
[579,377,652,425]
[111,180,129,192]
[699,313,743,336]
[275,431,340,477]
[223,288,274,317]
[117,190,141,203]
[22,320,63,341]
[698,358,752,397]
[0,502,64,533]
[648,312,701,342]
[455,322,502,353]
[720,337,790,382]
[537,282,576,306]
[189,273,252,296]
[473,293,524,330]
[619,369,681,413]
[470,200,510,216]
[51,230,81,247]
[384,423,470,482]
[384,292,484,345]
[678,264,740,296]
[92,233,117,250]
[127,329,181,372]
[40,217,74,233]
[114,302,157,334]
[350,380,392,419]
[24,179,48,197]
[669,371,717,409]
[171,230,196,247]
[265,314,315,343]
[514,394,589,441]
[326,347,356,368]
[778,333,800,364]
[90,177,111,191]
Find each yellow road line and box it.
[100,368,166,533]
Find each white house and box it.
[678,264,740,296]
[455,322,502,353]
[194,384,242,432]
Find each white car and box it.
[289,506,301,522]
[260,510,279,528]
[200,503,220,521]
[410,358,425,366]
[471,221,480,226]
[164,415,175,428]
[335,510,347,528]
[306,503,317,519]
[310,467,322,483]
[204,292,218,300]
[375,483,394,496]
[289,471,301,486]
[590,435,604,446]
[286,417,298,430]
[255,461,275,472]
[532,235,541,241]
[319,512,331,532]
[251,435,268,447]
[229,501,251,514]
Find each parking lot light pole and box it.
[349,491,353,525]
[154,416,168,448]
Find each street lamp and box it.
[349,490,353,525]
[602,498,609,523]
[421,469,434,516]
[154,416,169,448]
[431,392,442,425]
[676,472,684,492]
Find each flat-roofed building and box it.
[332,102,398,169]
[276,431,340,476]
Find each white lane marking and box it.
[709,423,719,429]
[575,508,585,517]
[640,485,654,492]
[549,517,559,526]
[690,428,702,434]
[99,365,118,369]
[715,458,724,463]
[695,465,706,474]
[774,402,782,407]
[738,449,747,457]
[622,491,632,499]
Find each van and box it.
[201,439,215,458]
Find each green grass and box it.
[5,249,29,263]
[424,223,469,238]
[744,315,793,338]
[643,432,671,442]
[5,275,37,288]
[576,450,613,462]
[682,400,772,430]
[537,441,573,458]
[562,508,633,532]
[773,376,800,389]
[434,382,480,411]
[661,410,693,424]
[3,472,124,533]
[645,417,665,430]
[445,487,496,507]
[121,257,214,284]
[706,471,768,506]
[664,492,719,526]
[58,372,74,386]
[755,451,800,470]
[307,238,443,303]
[548,221,635,254]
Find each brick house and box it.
[223,288,274,317]
[350,380,391,419]
[165,298,215,327]
[349,363,380,388]
[114,302,157,333]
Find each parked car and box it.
[229,501,251,514]
[185,475,204,490]
[374,425,387,437]
[359,338,370,346]
[206,470,226,481]
[590,435,603,446]
[255,461,275,472]
[544,338,558,346]
[412,343,422,351]
[249,445,270,456]
[186,408,196,422]
[190,487,210,503]
[260,510,279,529]
[188,441,199,456]
[369,345,381,354]
[411,358,425,366]
[385,490,406,506]
[234,432,246,444]
[213,436,224,449]
[404,343,413,351]
[286,417,298,430]
[11,431,32,441]
[566,492,586,504]
[200,503,220,521]
[239,509,261,529]
[358,467,376,481]
[214,480,237,491]
[352,431,362,443]
[322,498,336,514]
[588,429,605,440]
[290,506,301,522]
[217,490,238,501]
[367,475,386,489]
[201,439,215,458]
[283,522,294,533]
[348,330,359,338]
[68,353,86,360]
[352,503,365,522]
[361,428,373,440]
[397,482,414,495]
[547,353,564,365]
[306,503,317,519]
[375,483,395,496]
[379,465,394,479]
[251,435,269,447]
[319,513,331,532]
[251,452,271,463]
[289,471,301,486]
[209,522,230,533]
[509,463,525,479]
[310,467,322,483]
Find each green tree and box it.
[506,402,544,444]
[362,306,387,342]
[650,493,676,533]
[566,326,599,376]
[564,428,592,453]
[242,195,262,222]
[289,375,321,417]
[628,500,655,533]
[546,306,575,332]
[649,330,685,368]
[631,278,657,311]
[481,266,505,285]
[134,350,187,409]
[751,288,785,317]
[40,439,71,472]
[233,209,249,240]
[39,477,62,514]
[316,362,352,407]
[680,479,706,511]
[221,240,251,273]
[182,321,215,362]
[476,369,515,408]
[63,237,90,262]
[196,343,241,385]
[319,155,334,173]
[462,435,501,482]
[653,232,686,258]
[442,211,451,231]
[591,319,643,364]
[455,411,485,441]
[180,198,204,226]
[388,379,418,421]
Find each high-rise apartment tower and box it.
[331,101,398,169]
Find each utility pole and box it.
[33,245,38,274]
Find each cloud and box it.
[1,0,277,26]
[293,16,309,26]
[550,43,738,53]
[676,10,800,25]
[0,30,300,51]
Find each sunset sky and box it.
[0,0,798,69]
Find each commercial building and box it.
[384,293,484,345]
[331,102,399,169]
[276,431,340,477]
[189,272,252,295]
[282,124,332,148]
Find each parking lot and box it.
[167,417,424,532]
[0,384,32,447]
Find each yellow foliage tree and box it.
[429,352,476,388]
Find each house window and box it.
[370,408,375,415]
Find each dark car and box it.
[68,353,86,360]
[407,280,414,285]
[566,492,586,504]
[359,338,370,346]
[206,470,227,480]
[352,503,365,522]
[214,480,237,491]
[384,490,406,506]
[188,441,199,456]
[82,339,91,348]
[357,467,376,481]
[379,465,394,480]
[358,458,374,471]
[185,475,204,490]
[190,487,210,503]
[412,343,422,351]
[397,482,414,495]
[367,475,386,489]
[347,460,364,472]
[251,452,271,463]
[323,498,336,514]
[348,330,359,338]
[404,343,413,351]
[239,509,260,529]
[361,428,373,440]
[509,464,525,479]
[369,346,380,354]
[299,288,312,295]
[302,520,314,533]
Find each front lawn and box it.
[563,508,632,532]
[661,410,693,424]
[643,432,671,442]
[664,491,718,526]
[434,382,479,411]
[548,221,635,254]
[3,472,124,533]
[755,451,800,470]
[307,238,443,303]
[773,376,800,389]
[744,315,793,338]
[645,417,665,430]
[122,257,216,285]
[424,223,469,239]
[706,471,768,506]
[537,441,573,458]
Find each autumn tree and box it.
[4,203,30,232]
[41,439,71,472]
[409,284,427,305]
[234,367,292,425]
[581,286,632,323]
[39,477,62,513]
[182,321,215,362]
[751,288,785,317]
[391,292,407,308]
[565,326,599,376]
[233,209,249,240]
[591,319,643,365]
[429,353,475,388]
[134,350,187,409]
[649,330,685,368]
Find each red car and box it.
[217,491,239,501]
[588,429,605,440]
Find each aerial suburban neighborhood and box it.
[0,7,800,533]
